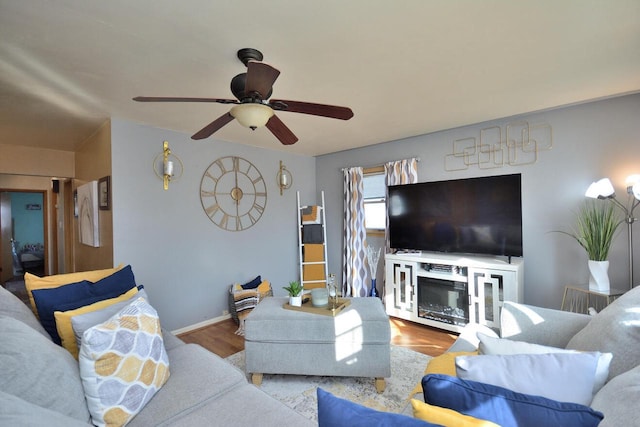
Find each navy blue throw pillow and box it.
[317,388,438,427]
[241,275,262,290]
[32,265,137,344]
[422,374,604,427]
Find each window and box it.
[363,166,386,234]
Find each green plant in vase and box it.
[283,281,303,307]
[558,200,621,291]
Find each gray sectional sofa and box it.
[0,284,314,427]
[409,285,640,426]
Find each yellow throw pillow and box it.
[25,265,124,314]
[54,287,139,359]
[409,351,478,398]
[257,280,271,294]
[426,351,478,376]
[411,399,499,427]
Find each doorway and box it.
[0,190,48,284]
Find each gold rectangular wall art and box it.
[445,121,552,171]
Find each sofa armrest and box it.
[500,301,591,348]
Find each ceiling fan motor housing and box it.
[230,73,247,100]
[231,73,272,102]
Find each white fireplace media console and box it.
[384,252,523,333]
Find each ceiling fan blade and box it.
[270,99,354,120]
[245,61,280,100]
[191,112,235,140]
[133,96,237,104]
[266,115,298,145]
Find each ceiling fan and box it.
[133,48,354,145]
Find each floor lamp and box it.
[585,177,640,290]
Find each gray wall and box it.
[317,93,640,309]
[108,94,639,331]
[110,119,316,330]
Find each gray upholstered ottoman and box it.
[244,297,391,392]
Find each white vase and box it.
[588,260,610,292]
[289,295,302,307]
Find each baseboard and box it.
[171,313,231,335]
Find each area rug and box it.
[225,345,431,421]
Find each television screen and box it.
[388,174,523,257]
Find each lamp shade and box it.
[585,178,615,199]
[280,170,289,187]
[230,103,274,129]
[633,182,640,201]
[626,174,640,186]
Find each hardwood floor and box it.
[177,317,457,359]
[178,318,246,358]
[388,317,457,357]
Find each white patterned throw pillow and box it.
[78,297,170,427]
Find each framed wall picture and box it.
[77,181,100,247]
[98,176,110,210]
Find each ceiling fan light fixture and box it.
[230,103,274,130]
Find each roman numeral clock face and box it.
[200,156,267,231]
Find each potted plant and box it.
[283,281,303,307]
[559,200,621,291]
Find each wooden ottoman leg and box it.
[251,373,263,386]
[375,377,386,393]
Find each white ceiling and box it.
[1,1,639,157]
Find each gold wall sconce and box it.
[276,160,292,195]
[153,141,183,190]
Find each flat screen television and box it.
[388,173,523,257]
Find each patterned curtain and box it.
[343,167,369,297]
[383,158,419,295]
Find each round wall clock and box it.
[200,156,267,231]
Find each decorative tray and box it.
[283,298,351,317]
